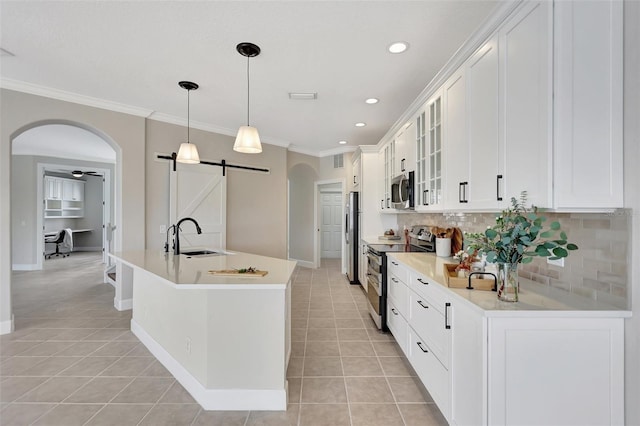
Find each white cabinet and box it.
[500,0,552,208]
[467,35,500,210]
[386,253,626,425]
[380,141,395,210]
[45,176,62,200]
[358,241,367,291]
[63,179,84,202]
[416,91,444,211]
[553,0,623,209]
[352,155,361,190]
[44,176,85,218]
[443,68,468,209]
[394,121,415,174]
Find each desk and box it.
[44,229,92,237]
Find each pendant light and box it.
[234,42,262,154]
[176,81,200,164]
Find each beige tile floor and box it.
[1,253,447,425]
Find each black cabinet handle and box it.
[386,198,390,208]
[353,175,356,185]
[423,189,429,206]
[416,342,429,353]
[381,199,384,209]
[416,277,428,285]
[445,302,451,329]
[461,182,469,203]
[391,308,399,315]
[391,277,398,283]
[496,175,503,201]
[417,300,429,309]
[391,261,398,266]
[401,158,406,172]
[459,182,463,203]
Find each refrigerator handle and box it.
[345,212,349,244]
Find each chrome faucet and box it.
[174,217,202,255]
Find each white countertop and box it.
[387,252,631,317]
[110,249,297,290]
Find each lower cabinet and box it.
[386,255,626,425]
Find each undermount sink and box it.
[181,249,220,257]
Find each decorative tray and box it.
[443,264,494,291]
[208,269,268,277]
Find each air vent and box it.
[333,154,344,169]
[289,92,317,100]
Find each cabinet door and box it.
[45,176,61,200]
[553,0,623,209]
[500,0,552,208]
[467,35,500,209]
[395,121,415,173]
[443,69,468,209]
[352,156,361,189]
[72,181,84,202]
[449,299,485,426]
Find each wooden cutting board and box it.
[451,227,463,255]
[208,269,268,277]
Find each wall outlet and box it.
[186,337,191,354]
[159,224,166,234]
[547,257,565,267]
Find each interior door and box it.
[170,162,226,250]
[321,192,342,258]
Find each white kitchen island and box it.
[110,250,297,411]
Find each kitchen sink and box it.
[181,249,220,257]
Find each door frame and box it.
[313,178,346,271]
[318,187,342,260]
[36,162,112,270]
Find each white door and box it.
[170,162,226,250]
[320,192,342,258]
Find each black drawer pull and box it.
[445,302,451,329]
[416,278,428,285]
[496,175,503,201]
[417,300,429,309]
[417,342,429,353]
[423,189,429,206]
[391,261,398,266]
[391,277,398,283]
[391,308,399,315]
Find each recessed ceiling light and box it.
[288,92,317,100]
[355,122,366,127]
[365,98,379,104]
[388,42,409,54]
[339,140,347,145]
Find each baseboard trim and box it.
[114,298,132,311]
[12,264,38,271]
[131,319,287,411]
[0,317,15,335]
[290,258,314,269]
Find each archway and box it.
[11,122,118,271]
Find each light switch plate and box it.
[547,257,564,267]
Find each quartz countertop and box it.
[387,252,631,317]
[362,236,406,245]
[110,249,297,290]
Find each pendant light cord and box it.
[246,55,250,126]
[187,88,191,143]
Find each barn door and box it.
[169,162,226,250]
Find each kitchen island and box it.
[110,250,297,411]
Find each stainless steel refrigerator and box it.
[345,191,359,284]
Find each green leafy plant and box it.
[464,192,578,264]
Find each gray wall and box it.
[288,163,319,263]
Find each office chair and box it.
[45,230,68,259]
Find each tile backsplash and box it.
[397,210,631,309]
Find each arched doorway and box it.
[11,122,117,272]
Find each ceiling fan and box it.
[69,170,101,178]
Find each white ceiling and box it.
[0,1,500,157]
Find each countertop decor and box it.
[464,191,578,301]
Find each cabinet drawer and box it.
[387,299,408,356]
[388,272,408,316]
[408,289,450,368]
[408,326,449,418]
[387,258,409,284]
[410,271,447,315]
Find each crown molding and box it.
[376,0,523,147]
[0,78,155,117]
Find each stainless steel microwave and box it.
[391,171,414,209]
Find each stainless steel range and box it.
[366,225,435,330]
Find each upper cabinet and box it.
[394,121,415,174]
[553,0,623,209]
[44,176,85,218]
[500,1,552,208]
[416,91,444,211]
[443,67,468,209]
[44,176,62,200]
[352,155,361,189]
[62,179,84,202]
[381,140,395,210]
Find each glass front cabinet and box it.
[416,91,443,211]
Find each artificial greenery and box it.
[464,192,578,264]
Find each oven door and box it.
[367,273,381,315]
